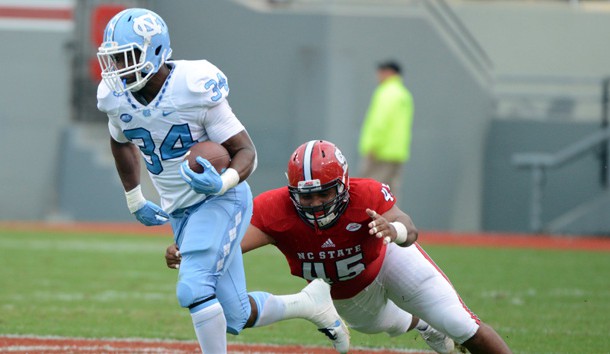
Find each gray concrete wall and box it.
[0,28,72,220]
[483,120,603,233]
[2,1,609,235]
[455,2,610,79]
[152,1,330,192]
[151,0,492,231]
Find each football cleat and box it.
[418,324,456,354]
[301,279,350,354]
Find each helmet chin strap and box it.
[315,213,336,228]
[305,203,338,228]
[127,64,155,92]
[128,76,146,92]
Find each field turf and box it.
[0,224,608,353]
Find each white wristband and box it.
[218,168,240,195]
[125,185,146,213]
[390,221,408,245]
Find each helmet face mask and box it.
[290,180,347,229]
[97,8,172,94]
[287,140,350,229]
[98,43,153,93]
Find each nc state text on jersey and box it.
[296,244,362,260]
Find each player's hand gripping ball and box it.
[180,141,231,194]
[183,141,230,173]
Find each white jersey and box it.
[97,60,245,213]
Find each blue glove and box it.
[180,157,223,195]
[134,201,170,226]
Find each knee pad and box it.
[441,305,480,344]
[176,281,196,308]
[176,279,215,309]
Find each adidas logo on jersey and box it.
[321,238,335,248]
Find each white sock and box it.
[251,292,314,327]
[416,319,430,331]
[191,301,227,353]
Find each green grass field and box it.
[0,227,608,354]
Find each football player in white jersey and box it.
[96,8,349,354]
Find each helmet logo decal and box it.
[133,13,163,39]
[335,149,347,169]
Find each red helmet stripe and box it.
[302,140,316,181]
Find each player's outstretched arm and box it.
[165,243,181,269]
[165,224,275,269]
[240,225,275,253]
[366,206,418,246]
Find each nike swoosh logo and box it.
[162,110,175,117]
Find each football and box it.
[183,141,231,174]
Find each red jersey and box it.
[251,178,396,299]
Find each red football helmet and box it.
[286,140,350,229]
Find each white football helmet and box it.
[97,8,172,94]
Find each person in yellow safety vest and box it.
[358,60,414,202]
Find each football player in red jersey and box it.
[167,140,512,354]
